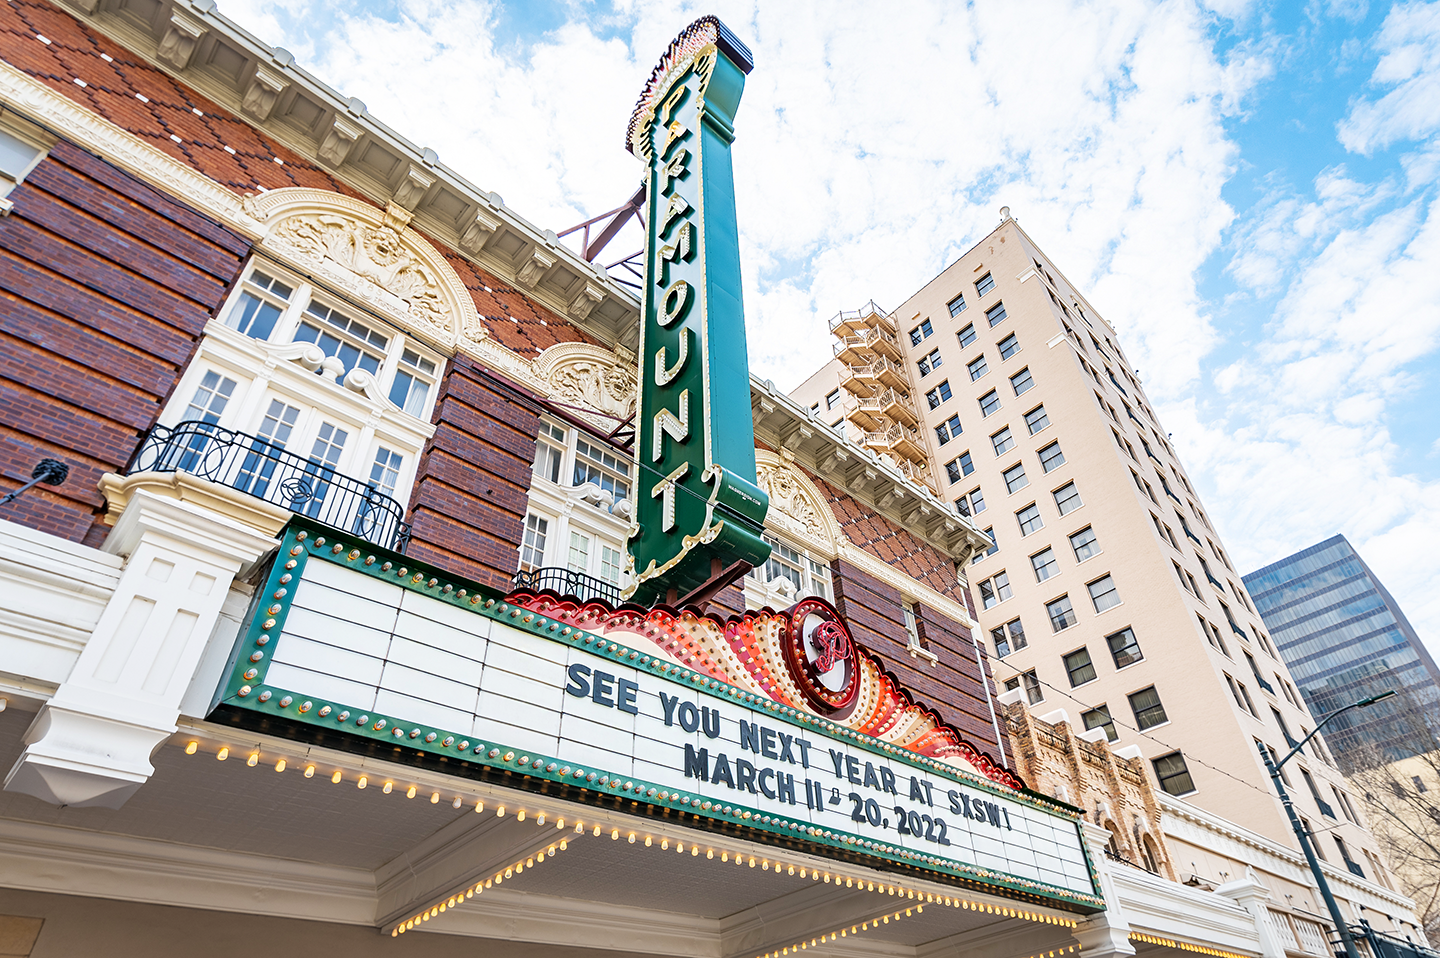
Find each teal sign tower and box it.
[623,17,770,606]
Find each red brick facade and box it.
[405,356,542,591]
[0,140,250,543]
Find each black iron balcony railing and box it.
[512,567,623,606]
[131,421,411,552]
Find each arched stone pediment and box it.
[754,450,841,557]
[243,188,477,351]
[533,343,639,429]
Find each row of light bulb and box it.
[188,738,1078,936]
[1131,932,1248,958]
[756,903,923,958]
[393,837,574,936]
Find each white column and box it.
[4,490,279,808]
[1072,821,1137,958]
[1218,868,1287,958]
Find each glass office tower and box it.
[1245,535,1440,768]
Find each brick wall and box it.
[405,355,541,590]
[0,140,250,544]
[831,558,1013,767]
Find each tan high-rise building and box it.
[793,211,1394,880]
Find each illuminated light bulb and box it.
[721,852,729,862]
[748,857,756,868]
[611,829,619,840]
[383,782,393,794]
[882,916,889,925]
[841,930,848,938]
[676,843,684,854]
[575,822,584,834]
[661,839,669,850]
[421,914,429,923]
[917,905,924,914]
[559,840,567,851]
[862,923,869,931]
[822,874,829,883]
[787,865,794,876]
[504,868,513,878]
[593,825,601,837]
[517,809,526,822]
[217,747,230,761]
[536,812,545,826]
[515,862,523,874]
[275,758,287,772]
[556,817,564,829]
[452,796,462,809]
[846,878,853,888]
[526,857,534,867]
[304,765,315,778]
[761,860,769,871]
[331,770,343,784]
[485,879,493,888]
[707,850,713,859]
[358,776,368,789]
[644,836,653,847]
[439,903,446,913]
[430,792,439,804]
[691,846,699,857]
[496,804,504,816]
[185,741,198,755]
[247,752,259,767]
[906,909,912,917]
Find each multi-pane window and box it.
[184,370,236,424]
[1064,648,1098,687]
[985,301,1007,326]
[948,295,968,318]
[1005,669,1044,705]
[991,427,1014,455]
[1016,503,1044,536]
[568,530,591,572]
[1070,526,1101,561]
[957,323,976,348]
[925,381,952,408]
[991,618,1027,657]
[968,355,989,381]
[1130,686,1169,729]
[1003,462,1028,494]
[533,422,567,483]
[226,270,294,340]
[917,349,943,376]
[1031,547,1059,582]
[979,390,1001,417]
[1083,705,1119,742]
[1047,595,1077,632]
[978,526,998,559]
[945,452,975,483]
[1106,627,1143,668]
[1038,440,1065,472]
[1054,482,1083,515]
[975,273,995,297]
[574,436,632,505]
[1010,367,1034,396]
[235,399,300,495]
[598,544,624,585]
[1153,752,1195,795]
[759,533,831,600]
[1024,405,1049,435]
[825,389,841,410]
[956,486,986,517]
[368,447,403,498]
[1088,574,1121,612]
[935,415,963,445]
[978,571,1012,609]
[388,349,436,416]
[909,320,934,345]
[294,301,388,379]
[520,514,549,571]
[998,333,1020,360]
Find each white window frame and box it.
[522,418,633,589]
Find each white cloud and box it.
[1337,0,1440,154]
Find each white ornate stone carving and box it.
[246,188,477,350]
[516,247,556,287]
[460,209,502,253]
[157,11,207,70]
[568,281,607,322]
[393,163,434,210]
[241,67,288,122]
[754,450,841,556]
[534,343,638,425]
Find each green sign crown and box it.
[623,17,771,605]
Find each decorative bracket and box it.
[392,163,434,210]
[156,10,207,70]
[567,281,607,321]
[317,115,364,167]
[241,66,288,122]
[516,246,557,288]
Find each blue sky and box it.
[221,0,1440,649]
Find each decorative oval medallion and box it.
[781,597,859,715]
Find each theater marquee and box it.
[211,520,1102,910]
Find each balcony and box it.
[841,356,909,396]
[828,300,894,338]
[511,567,623,605]
[861,423,927,463]
[851,388,917,427]
[834,325,903,364]
[130,421,411,551]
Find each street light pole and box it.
[1260,690,1396,958]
